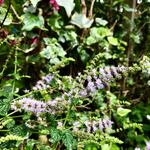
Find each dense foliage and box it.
[0,0,150,149]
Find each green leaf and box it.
[10,125,28,137]
[25,139,38,150]
[0,8,13,25]
[71,13,94,28]
[107,37,119,46]
[91,27,112,39]
[40,38,66,64]
[0,99,10,116]
[86,27,112,45]
[95,18,108,26]
[117,107,131,117]
[86,36,97,45]
[62,131,74,150]
[48,13,62,31]
[30,0,41,7]
[22,13,45,31]
[56,0,75,17]
[50,127,62,143]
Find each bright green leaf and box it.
[56,0,75,17]
[117,107,131,117]
[22,13,45,31]
[107,37,119,46]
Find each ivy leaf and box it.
[71,13,94,28]
[117,107,131,117]
[56,0,75,17]
[107,37,119,46]
[30,0,41,7]
[0,8,13,25]
[22,13,45,31]
[40,38,66,64]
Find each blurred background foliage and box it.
[0,0,150,149]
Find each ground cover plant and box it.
[0,0,150,149]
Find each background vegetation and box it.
[0,0,150,149]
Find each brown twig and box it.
[11,5,21,21]
[81,0,87,15]
[88,0,95,18]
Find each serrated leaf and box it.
[56,0,75,17]
[62,131,74,150]
[30,0,41,7]
[107,37,119,46]
[22,13,45,31]
[0,99,10,116]
[10,125,28,137]
[71,13,94,28]
[50,127,61,143]
[117,107,131,117]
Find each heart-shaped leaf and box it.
[22,13,45,31]
[117,107,131,117]
[56,0,75,17]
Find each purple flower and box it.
[102,118,113,128]
[84,118,113,133]
[42,74,53,84]
[32,74,53,91]
[98,119,104,131]
[146,141,150,150]
[95,78,104,89]
[92,121,98,132]
[103,67,114,81]
[85,121,92,133]
[79,89,88,97]
[73,121,80,131]
[87,81,96,92]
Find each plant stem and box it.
[12,48,18,95]
[63,105,73,126]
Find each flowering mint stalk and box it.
[78,66,127,96]
[84,118,113,133]
[11,98,46,115]
[11,97,69,116]
[72,118,113,133]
